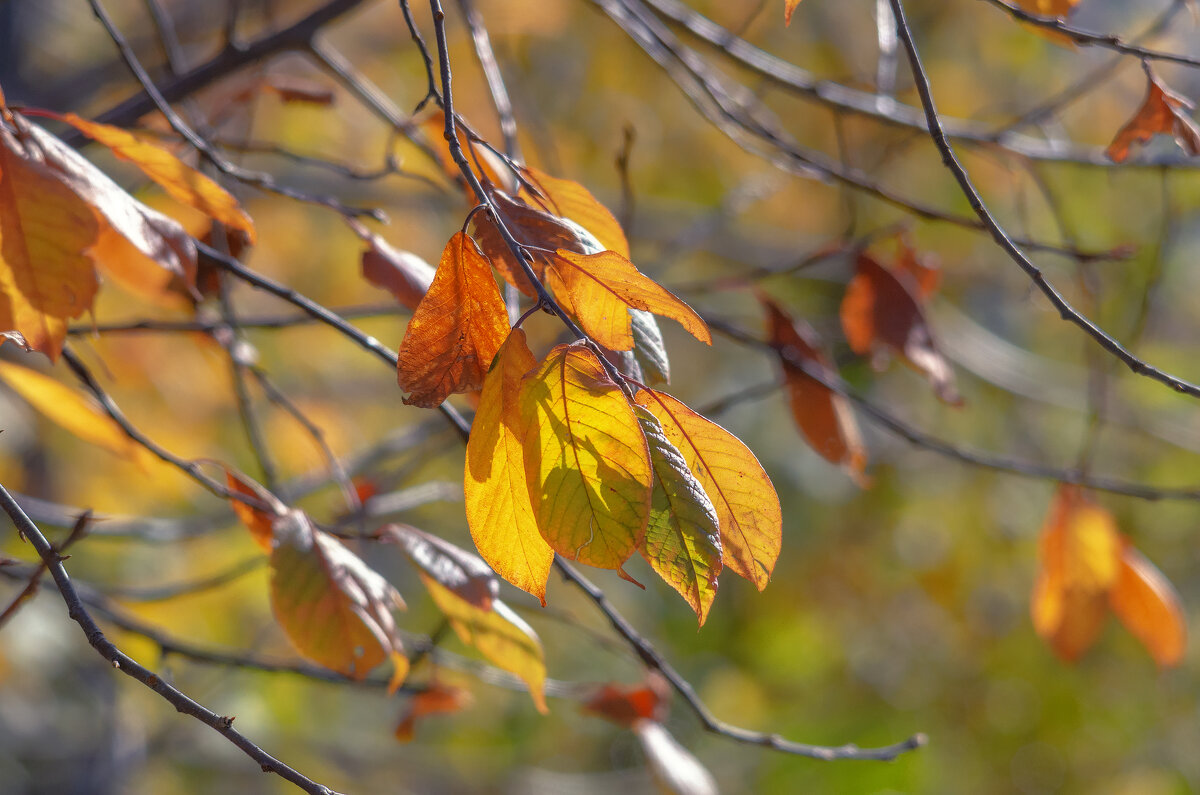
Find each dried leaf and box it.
[633,720,719,795]
[1109,544,1187,668]
[397,231,510,407]
[1107,71,1200,163]
[465,329,553,604]
[520,343,652,571]
[581,672,670,727]
[384,524,499,611]
[520,166,629,258]
[223,467,286,553]
[760,294,867,484]
[840,253,961,405]
[549,249,711,351]
[636,406,722,625]
[394,681,473,742]
[635,389,781,591]
[270,510,409,685]
[360,233,435,311]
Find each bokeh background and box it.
[2,0,1200,792]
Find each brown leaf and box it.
[360,233,435,311]
[759,294,867,484]
[397,231,510,407]
[840,253,961,406]
[471,190,588,298]
[382,524,499,611]
[519,166,629,258]
[261,75,337,106]
[1107,70,1200,163]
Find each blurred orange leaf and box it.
[635,389,780,591]
[581,672,669,727]
[465,329,553,605]
[394,681,473,742]
[223,467,286,553]
[1107,69,1200,163]
[1109,544,1187,667]
[520,343,652,572]
[520,166,629,258]
[397,231,510,407]
[784,0,801,26]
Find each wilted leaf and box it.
[549,249,710,352]
[635,406,722,625]
[0,129,99,359]
[384,523,499,611]
[635,389,781,591]
[581,672,669,727]
[465,329,553,604]
[360,233,435,311]
[520,343,652,571]
[1107,70,1200,163]
[56,112,256,243]
[394,681,473,742]
[520,166,629,258]
[397,231,510,407]
[1109,544,1187,668]
[270,510,408,686]
[418,574,548,713]
[760,294,867,484]
[840,253,961,406]
[223,467,287,553]
[633,720,719,795]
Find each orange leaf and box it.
[760,294,867,484]
[1012,0,1083,45]
[892,236,941,300]
[465,329,553,605]
[471,190,586,298]
[784,0,801,26]
[384,524,499,611]
[840,253,961,405]
[421,111,509,192]
[394,681,474,742]
[581,672,669,727]
[520,343,652,571]
[635,389,781,591]
[270,510,408,683]
[0,129,99,359]
[549,249,710,351]
[1109,544,1187,667]
[360,233,435,311]
[397,231,510,407]
[1107,70,1200,164]
[223,467,286,553]
[520,166,629,258]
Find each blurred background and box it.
[2,0,1200,792]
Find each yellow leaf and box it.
[270,510,408,682]
[520,343,652,571]
[548,249,710,351]
[1110,545,1187,668]
[0,129,99,359]
[419,573,548,714]
[465,329,554,604]
[636,406,722,625]
[635,389,781,591]
[397,231,511,407]
[58,112,256,244]
[520,166,629,258]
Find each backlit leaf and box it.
[520,166,629,258]
[1109,544,1187,668]
[397,231,510,407]
[56,112,256,243]
[465,329,553,605]
[472,191,586,298]
[840,253,961,406]
[270,510,409,685]
[418,573,548,713]
[520,343,652,571]
[549,249,710,351]
[360,233,435,311]
[384,523,499,611]
[636,406,722,625]
[222,467,287,553]
[760,294,867,484]
[635,389,780,591]
[1107,70,1200,164]
[633,720,719,795]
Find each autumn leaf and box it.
[581,672,669,727]
[1011,0,1082,45]
[784,0,801,26]
[635,406,722,625]
[520,166,629,258]
[223,467,287,553]
[359,232,435,311]
[471,190,587,297]
[55,112,256,243]
[635,389,781,591]
[892,236,941,300]
[633,720,719,795]
[421,110,509,192]
[1109,543,1187,668]
[384,524,499,611]
[270,510,409,688]
[631,309,671,384]
[520,343,652,571]
[394,681,473,742]
[1107,69,1200,164]
[465,329,554,605]
[548,249,711,352]
[259,74,337,106]
[760,293,867,484]
[840,253,961,406]
[397,231,510,407]
[0,128,99,359]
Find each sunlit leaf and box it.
[394,681,473,742]
[397,231,510,407]
[223,467,287,553]
[472,190,586,297]
[520,166,629,258]
[270,510,408,684]
[633,720,719,795]
[635,389,780,591]
[1110,544,1187,668]
[581,672,669,727]
[384,523,499,611]
[636,406,722,625]
[360,232,435,311]
[840,253,961,406]
[784,0,802,27]
[465,329,553,605]
[549,249,710,352]
[631,309,671,385]
[760,293,867,484]
[1107,70,1200,164]
[520,343,652,571]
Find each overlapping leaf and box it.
[385,524,498,610]
[519,166,629,258]
[270,510,409,687]
[520,343,652,571]
[635,389,781,591]
[223,467,287,553]
[397,231,510,407]
[471,191,586,297]
[1107,70,1200,163]
[465,329,553,604]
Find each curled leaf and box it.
[633,720,719,795]
[223,466,286,553]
